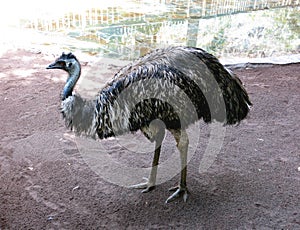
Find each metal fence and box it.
[28,0,300,31]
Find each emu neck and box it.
[62,63,81,100]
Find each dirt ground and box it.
[0,49,299,229]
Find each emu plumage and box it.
[47,46,252,203]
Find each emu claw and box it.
[165,185,189,203]
[129,177,155,193]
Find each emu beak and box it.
[46,61,64,70]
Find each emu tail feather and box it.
[225,69,252,124]
[189,47,252,125]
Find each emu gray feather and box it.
[59,47,251,139]
[61,94,97,138]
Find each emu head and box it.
[47,52,80,76]
[47,52,81,100]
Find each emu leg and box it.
[130,121,165,193]
[166,129,189,203]
[129,142,161,193]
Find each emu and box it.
[47,46,252,203]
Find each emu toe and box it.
[129,177,156,193]
[165,185,189,203]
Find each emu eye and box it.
[68,63,72,68]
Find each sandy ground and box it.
[0,49,299,229]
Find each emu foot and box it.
[165,185,189,203]
[129,177,155,193]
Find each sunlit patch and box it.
[0,73,7,79]
[21,55,35,62]
[45,73,65,83]
[13,69,37,78]
[0,47,9,58]
[50,76,65,83]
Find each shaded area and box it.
[0,50,299,229]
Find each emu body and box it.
[47,46,252,203]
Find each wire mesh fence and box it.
[27,0,300,31]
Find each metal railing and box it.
[28,0,300,31]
